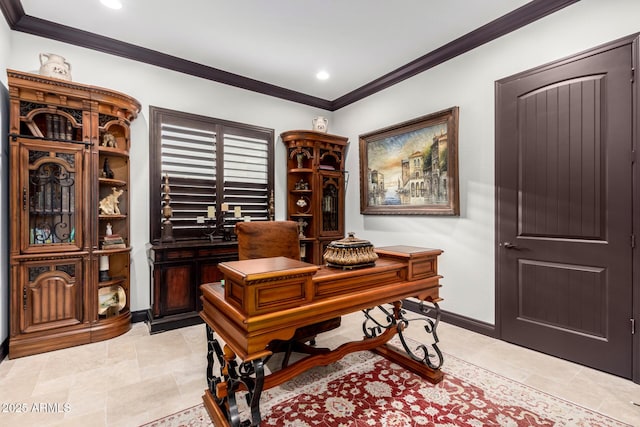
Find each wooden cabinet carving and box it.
[20,258,84,334]
[8,69,140,358]
[281,130,348,264]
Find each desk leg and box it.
[204,324,265,427]
[367,300,444,384]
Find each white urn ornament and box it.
[39,53,72,81]
[312,116,328,133]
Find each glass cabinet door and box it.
[21,141,84,253]
[319,173,343,237]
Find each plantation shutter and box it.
[223,131,270,226]
[160,122,217,239]
[149,106,274,242]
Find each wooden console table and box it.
[146,240,237,333]
[200,245,444,426]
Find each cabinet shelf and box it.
[29,209,75,215]
[98,276,127,288]
[289,168,314,173]
[99,214,127,220]
[95,246,131,255]
[99,178,127,186]
[98,146,129,157]
[10,133,87,146]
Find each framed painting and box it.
[359,107,459,215]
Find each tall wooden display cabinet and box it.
[7,70,140,358]
[281,130,348,264]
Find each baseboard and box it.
[403,299,497,339]
[0,336,8,363]
[131,310,149,324]
[145,309,204,334]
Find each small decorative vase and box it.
[312,116,328,133]
[39,53,72,81]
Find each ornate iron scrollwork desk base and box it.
[203,299,443,427]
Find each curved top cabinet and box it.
[281,130,348,265]
[7,69,140,358]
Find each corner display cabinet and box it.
[7,69,140,358]
[281,130,348,264]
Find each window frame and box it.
[149,106,274,243]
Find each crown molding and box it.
[1,0,580,111]
[3,6,332,110]
[332,0,580,109]
[0,0,23,27]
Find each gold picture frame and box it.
[359,107,459,215]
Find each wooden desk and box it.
[200,246,444,427]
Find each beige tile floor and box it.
[0,312,639,427]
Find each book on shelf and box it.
[102,242,126,249]
[318,164,336,170]
[102,234,126,249]
[103,234,124,241]
[103,244,126,250]
[65,120,73,140]
[53,115,60,139]
[45,114,53,138]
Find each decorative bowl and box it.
[323,232,378,269]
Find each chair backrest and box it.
[235,221,300,260]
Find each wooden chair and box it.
[235,221,341,367]
[235,220,301,261]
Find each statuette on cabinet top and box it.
[312,116,328,133]
[39,53,72,81]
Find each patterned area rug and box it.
[140,349,630,427]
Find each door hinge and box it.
[632,234,636,249]
[23,287,27,310]
[632,67,635,83]
[632,319,636,335]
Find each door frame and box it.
[495,33,640,383]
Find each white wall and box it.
[3,0,640,327]
[0,15,12,348]
[332,0,640,323]
[7,34,332,312]
[0,17,9,82]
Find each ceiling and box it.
[2,0,579,110]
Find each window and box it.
[149,106,274,242]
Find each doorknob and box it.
[501,242,518,249]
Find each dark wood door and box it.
[496,41,633,378]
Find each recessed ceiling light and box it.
[100,0,123,9]
[316,70,330,81]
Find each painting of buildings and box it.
[366,125,449,207]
